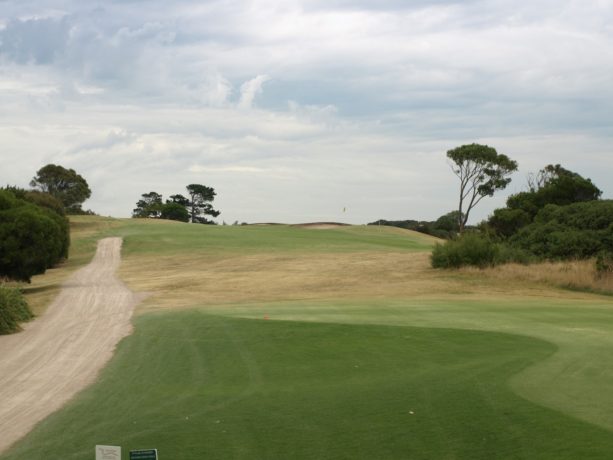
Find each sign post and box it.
[130,448,159,460]
[95,445,121,460]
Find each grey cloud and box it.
[1,0,612,223]
[0,16,70,64]
[303,0,484,12]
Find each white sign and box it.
[96,445,121,460]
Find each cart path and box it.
[0,238,141,454]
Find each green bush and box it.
[510,201,613,260]
[487,207,532,238]
[431,232,534,269]
[0,286,33,334]
[431,233,499,268]
[0,190,69,282]
[534,201,613,230]
[4,187,67,216]
[495,244,534,265]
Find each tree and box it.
[487,164,603,240]
[509,164,601,215]
[433,210,462,234]
[167,194,190,207]
[186,184,220,224]
[447,143,518,233]
[132,192,163,218]
[527,164,563,192]
[160,202,189,222]
[30,164,91,213]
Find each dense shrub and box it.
[494,244,534,265]
[486,165,602,240]
[431,233,534,269]
[487,208,532,238]
[5,187,67,216]
[0,190,69,282]
[431,233,498,268]
[0,286,33,334]
[534,201,613,230]
[510,201,613,260]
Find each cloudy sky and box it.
[1,0,612,224]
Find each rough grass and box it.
[6,313,613,460]
[112,220,595,312]
[110,218,455,310]
[466,259,613,295]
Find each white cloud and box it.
[238,74,271,109]
[75,83,104,95]
[1,0,612,223]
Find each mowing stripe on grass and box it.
[4,313,613,460]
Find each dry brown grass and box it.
[119,251,442,310]
[461,259,613,296]
[119,249,602,313]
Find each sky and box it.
[1,0,612,224]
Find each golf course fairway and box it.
[3,217,613,459]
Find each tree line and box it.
[369,211,461,240]
[132,184,220,224]
[432,143,610,269]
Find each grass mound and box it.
[113,219,436,257]
[0,286,33,334]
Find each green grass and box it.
[104,219,437,256]
[207,298,613,432]
[6,313,613,460]
[5,217,613,459]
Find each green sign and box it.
[129,449,158,460]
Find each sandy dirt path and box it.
[0,237,141,454]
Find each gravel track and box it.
[0,238,140,453]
